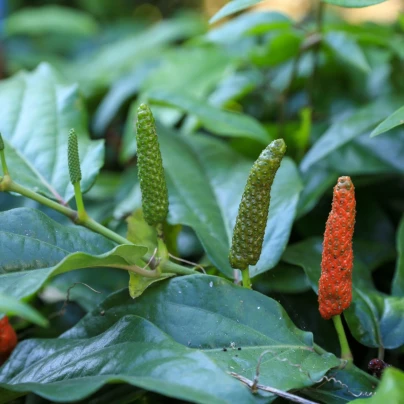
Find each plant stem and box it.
[73,181,87,221]
[84,217,133,245]
[6,179,76,220]
[3,178,132,245]
[378,346,385,361]
[242,269,252,289]
[1,178,199,277]
[0,149,9,176]
[332,314,353,361]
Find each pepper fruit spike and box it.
[229,139,286,270]
[136,103,169,227]
[318,176,356,320]
[0,316,17,365]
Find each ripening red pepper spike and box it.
[318,176,356,320]
[0,316,18,365]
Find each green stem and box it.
[108,260,197,278]
[4,178,132,246]
[73,181,87,221]
[378,346,385,361]
[0,150,9,176]
[242,269,252,289]
[332,314,353,361]
[1,178,199,277]
[6,179,76,220]
[162,260,198,276]
[84,217,133,246]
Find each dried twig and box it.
[49,282,101,319]
[230,372,318,404]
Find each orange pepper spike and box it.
[0,316,18,365]
[318,176,356,320]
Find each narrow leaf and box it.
[0,294,48,327]
[370,105,404,137]
[322,0,386,7]
[146,89,269,144]
[210,0,267,24]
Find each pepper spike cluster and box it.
[318,176,356,320]
[136,103,169,226]
[67,129,82,185]
[229,139,286,270]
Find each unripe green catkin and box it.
[229,139,287,270]
[136,103,169,226]
[68,129,82,184]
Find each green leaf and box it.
[0,208,148,300]
[392,215,404,296]
[345,289,404,349]
[0,275,341,403]
[353,368,404,404]
[128,272,174,299]
[207,11,290,44]
[4,6,99,37]
[68,15,206,96]
[281,238,375,292]
[156,127,301,277]
[0,63,104,202]
[300,98,402,172]
[146,89,269,144]
[282,238,404,350]
[370,105,404,137]
[210,0,267,24]
[304,363,378,403]
[321,0,387,7]
[324,32,370,73]
[93,62,157,136]
[0,294,48,327]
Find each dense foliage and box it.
[0,0,404,402]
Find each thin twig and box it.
[143,248,158,270]
[230,373,318,404]
[49,282,101,318]
[168,253,206,274]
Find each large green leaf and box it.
[146,89,269,144]
[324,32,370,73]
[0,294,48,327]
[300,99,402,172]
[281,238,376,291]
[392,215,404,296]
[4,6,98,37]
[0,208,148,300]
[322,0,386,7]
[156,126,302,277]
[282,239,404,350]
[345,289,404,349]
[370,105,404,137]
[353,368,404,404]
[0,63,104,202]
[210,0,267,24]
[303,364,378,403]
[0,275,341,403]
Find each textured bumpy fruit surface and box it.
[0,316,17,365]
[67,129,82,184]
[136,104,169,226]
[318,176,356,320]
[229,139,286,270]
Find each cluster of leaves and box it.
[0,0,404,402]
